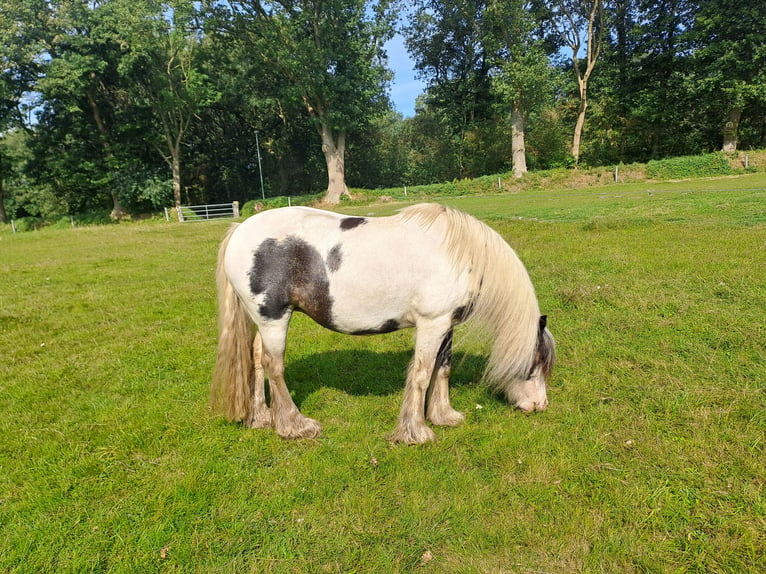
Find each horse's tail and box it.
[210,223,253,422]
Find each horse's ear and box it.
[539,315,547,331]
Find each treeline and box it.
[1,0,764,221]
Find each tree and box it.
[125,1,219,207]
[406,0,556,179]
[633,0,697,158]
[35,0,142,218]
[486,0,552,177]
[213,0,396,204]
[692,0,766,151]
[0,0,51,222]
[589,0,698,162]
[547,0,606,164]
[406,0,495,178]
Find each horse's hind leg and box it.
[426,329,465,427]
[265,353,322,439]
[244,331,272,429]
[259,318,322,440]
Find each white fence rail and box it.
[176,201,240,222]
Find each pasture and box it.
[1,174,765,572]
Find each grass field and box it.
[1,174,765,572]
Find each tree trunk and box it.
[320,123,350,205]
[171,142,182,207]
[722,107,741,152]
[159,111,186,208]
[0,147,7,224]
[0,174,7,224]
[110,192,126,219]
[559,0,603,166]
[511,104,527,178]
[572,80,587,164]
[86,85,125,219]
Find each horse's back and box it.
[235,205,343,238]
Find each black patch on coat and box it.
[340,217,367,231]
[436,329,453,369]
[248,236,335,328]
[327,244,343,273]
[351,319,401,336]
[452,297,476,324]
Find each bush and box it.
[646,152,734,179]
[52,210,112,228]
[113,168,173,213]
[10,217,46,232]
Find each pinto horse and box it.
[211,203,555,444]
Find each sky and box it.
[384,34,425,118]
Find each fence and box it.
[174,201,240,222]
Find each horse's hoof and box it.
[245,407,272,429]
[276,415,322,440]
[389,423,437,444]
[427,408,465,427]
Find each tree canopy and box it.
[2,0,764,219]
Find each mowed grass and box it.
[1,174,764,573]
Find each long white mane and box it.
[397,203,541,387]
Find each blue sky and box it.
[384,34,425,118]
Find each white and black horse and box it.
[212,203,554,444]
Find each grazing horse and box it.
[211,203,555,444]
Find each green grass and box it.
[1,175,765,572]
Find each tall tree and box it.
[692,0,766,151]
[213,0,396,204]
[0,0,51,222]
[36,0,141,218]
[635,0,696,157]
[406,0,495,178]
[591,0,697,162]
[486,0,552,177]
[407,0,555,179]
[547,0,606,164]
[125,1,219,207]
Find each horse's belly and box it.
[324,293,414,335]
[326,262,462,335]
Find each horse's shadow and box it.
[285,349,487,406]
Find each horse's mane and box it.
[398,203,541,387]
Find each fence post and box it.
[11,220,16,234]
[233,201,240,217]
[177,206,184,222]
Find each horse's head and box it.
[507,315,556,412]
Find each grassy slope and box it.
[1,174,764,572]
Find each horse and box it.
[211,203,555,444]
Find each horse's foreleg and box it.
[426,329,465,427]
[390,322,451,444]
[244,331,272,429]
[259,321,322,440]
